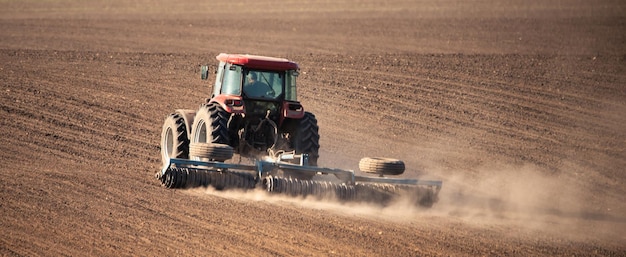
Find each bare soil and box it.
[1,0,625,256]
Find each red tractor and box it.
[161,53,320,178]
[158,53,442,207]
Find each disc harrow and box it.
[158,151,442,207]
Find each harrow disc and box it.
[160,168,255,190]
[353,183,439,207]
[263,176,357,200]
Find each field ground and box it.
[1,0,625,256]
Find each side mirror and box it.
[200,65,209,80]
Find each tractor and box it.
[161,53,319,178]
[157,53,442,207]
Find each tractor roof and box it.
[216,53,298,71]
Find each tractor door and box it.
[211,61,226,97]
[220,64,243,96]
[204,61,243,98]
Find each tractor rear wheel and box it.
[191,103,230,145]
[292,112,320,166]
[161,113,190,166]
[279,112,320,180]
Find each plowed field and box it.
[1,0,625,256]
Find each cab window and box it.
[285,70,298,101]
[221,64,242,95]
[213,61,225,96]
[243,69,284,99]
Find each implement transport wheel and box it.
[161,113,190,166]
[189,143,234,162]
[359,157,405,175]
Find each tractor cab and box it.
[201,53,303,124]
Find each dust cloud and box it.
[190,155,625,245]
[428,163,626,243]
[188,160,626,243]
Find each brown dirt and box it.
[1,0,625,256]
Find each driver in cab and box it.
[244,72,273,98]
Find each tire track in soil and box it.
[1,82,156,167]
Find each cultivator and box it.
[157,149,442,207]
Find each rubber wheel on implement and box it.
[359,157,405,175]
[189,143,234,162]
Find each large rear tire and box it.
[279,112,320,180]
[191,103,230,145]
[161,113,190,166]
[292,112,320,166]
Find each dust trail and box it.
[187,155,625,245]
[192,186,390,218]
[427,163,626,244]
